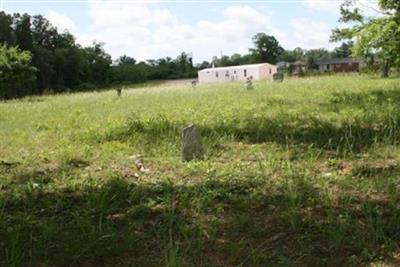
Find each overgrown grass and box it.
[2,75,400,266]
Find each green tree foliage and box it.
[196,61,211,70]
[30,15,93,92]
[117,55,136,65]
[0,45,36,99]
[281,47,305,62]
[109,55,147,84]
[249,33,284,64]
[1,9,368,99]
[0,13,114,95]
[279,47,334,73]
[145,52,195,79]
[210,41,347,75]
[0,12,13,45]
[210,33,286,67]
[175,52,195,78]
[331,0,400,77]
[82,42,112,86]
[109,52,196,85]
[333,42,353,58]
[0,11,199,98]
[213,55,232,67]
[14,13,33,51]
[0,12,115,97]
[211,53,255,67]
[305,48,332,69]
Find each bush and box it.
[0,45,36,99]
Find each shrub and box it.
[0,45,36,99]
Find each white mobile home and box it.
[198,63,277,83]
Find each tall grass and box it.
[1,75,400,266]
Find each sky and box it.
[0,0,381,63]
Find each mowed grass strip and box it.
[1,75,400,266]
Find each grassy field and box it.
[2,75,400,266]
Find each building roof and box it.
[276,61,289,67]
[292,60,307,66]
[315,58,364,65]
[198,63,275,73]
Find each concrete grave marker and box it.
[116,88,122,97]
[182,124,203,161]
[191,80,197,89]
[245,77,254,90]
[273,73,284,82]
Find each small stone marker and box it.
[191,80,197,89]
[273,73,284,82]
[182,124,203,161]
[129,154,149,172]
[116,88,122,97]
[245,77,253,90]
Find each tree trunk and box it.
[381,60,390,78]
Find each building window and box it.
[215,71,219,78]
[225,71,229,77]
[244,69,247,77]
[234,70,236,74]
[269,68,272,74]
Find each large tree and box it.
[117,55,136,65]
[249,33,284,64]
[281,47,305,63]
[82,42,112,86]
[30,15,58,91]
[333,42,353,58]
[331,0,400,77]
[0,10,222,97]
[305,48,333,69]
[14,13,33,51]
[0,12,14,45]
[196,61,211,70]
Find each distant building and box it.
[315,58,365,73]
[291,61,307,75]
[276,61,290,74]
[198,63,277,83]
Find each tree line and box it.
[2,0,399,99]
[1,12,113,98]
[0,11,354,100]
[0,11,196,99]
[203,37,353,71]
[206,0,400,78]
[0,10,349,100]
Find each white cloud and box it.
[46,10,77,32]
[299,1,383,49]
[77,1,288,62]
[289,18,334,49]
[304,0,342,13]
[42,2,341,63]
[304,0,381,17]
[356,1,382,17]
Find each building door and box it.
[225,71,229,80]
